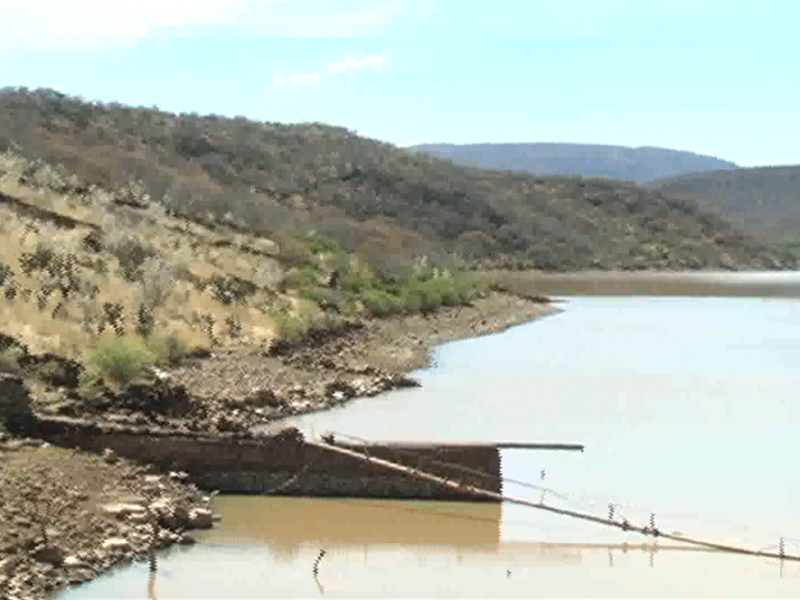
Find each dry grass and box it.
[0,175,289,364]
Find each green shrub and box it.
[87,336,157,387]
[272,312,310,340]
[0,346,24,375]
[338,261,377,293]
[77,370,105,402]
[297,285,352,313]
[303,232,343,256]
[284,265,320,289]
[360,288,403,317]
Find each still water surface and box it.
[61,275,800,598]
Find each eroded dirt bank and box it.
[19,292,559,434]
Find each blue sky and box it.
[1,0,798,167]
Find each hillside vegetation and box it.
[0,87,792,277]
[411,142,738,183]
[652,166,800,250]
[0,156,484,366]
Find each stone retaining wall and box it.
[34,417,502,501]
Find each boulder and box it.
[0,555,19,575]
[100,503,146,519]
[32,544,64,566]
[187,508,213,530]
[178,533,197,545]
[63,556,89,569]
[100,538,131,552]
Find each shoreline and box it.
[0,290,557,599]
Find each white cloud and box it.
[1,0,435,50]
[271,71,320,88]
[1,0,257,50]
[327,53,390,75]
[290,72,321,86]
[270,51,394,91]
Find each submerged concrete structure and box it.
[34,417,503,501]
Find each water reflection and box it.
[199,496,502,556]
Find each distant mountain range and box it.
[651,165,800,246]
[410,142,738,184]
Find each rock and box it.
[187,508,213,529]
[49,400,79,416]
[32,544,65,566]
[157,530,181,544]
[150,500,191,530]
[100,503,146,519]
[115,494,147,505]
[178,533,196,545]
[101,448,117,464]
[63,556,88,569]
[101,538,131,552]
[128,512,150,525]
[247,387,284,408]
[0,555,19,575]
[143,475,162,485]
[168,471,189,481]
[152,367,171,382]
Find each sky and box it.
[0,0,798,167]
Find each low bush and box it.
[272,312,311,340]
[0,346,24,375]
[86,336,156,387]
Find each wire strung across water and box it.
[322,431,800,562]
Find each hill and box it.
[652,166,800,250]
[410,142,738,183]
[0,87,791,278]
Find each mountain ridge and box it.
[410,142,738,183]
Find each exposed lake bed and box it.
[57,272,800,598]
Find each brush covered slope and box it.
[0,87,794,276]
[652,165,800,252]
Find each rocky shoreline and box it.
[0,439,214,600]
[0,291,557,599]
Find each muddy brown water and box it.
[60,273,800,598]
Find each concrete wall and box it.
[35,417,502,501]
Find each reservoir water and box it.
[59,274,800,598]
